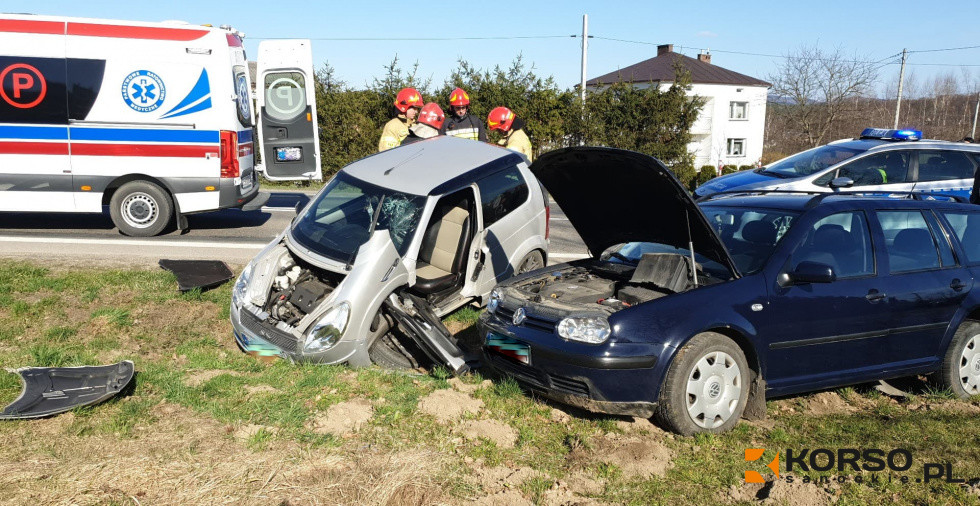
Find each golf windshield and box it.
[761,145,863,178]
[699,206,799,274]
[290,172,426,262]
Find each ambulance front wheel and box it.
[109,181,174,237]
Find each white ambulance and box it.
[0,14,260,236]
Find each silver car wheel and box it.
[686,350,742,429]
[959,333,980,395]
[517,250,544,274]
[120,192,159,229]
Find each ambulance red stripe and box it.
[0,141,68,155]
[67,22,209,41]
[71,143,213,157]
[0,19,64,35]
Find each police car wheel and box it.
[110,181,173,237]
[654,332,749,436]
[934,320,980,398]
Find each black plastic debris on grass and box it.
[0,360,135,420]
[159,259,233,292]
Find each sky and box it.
[5,0,980,96]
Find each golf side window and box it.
[477,166,529,227]
[790,211,875,278]
[938,210,980,265]
[876,210,942,273]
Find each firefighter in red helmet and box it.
[401,103,445,146]
[440,87,488,142]
[487,106,532,161]
[379,87,423,151]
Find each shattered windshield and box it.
[290,172,426,262]
[761,145,864,178]
[699,206,799,274]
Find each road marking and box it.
[0,235,268,249]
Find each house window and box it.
[727,138,746,157]
[729,101,748,120]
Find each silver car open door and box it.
[255,39,322,181]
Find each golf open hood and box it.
[530,147,739,277]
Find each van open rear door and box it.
[255,40,322,181]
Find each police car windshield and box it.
[761,145,864,178]
[290,172,426,263]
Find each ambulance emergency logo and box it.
[122,70,166,113]
[236,73,251,120]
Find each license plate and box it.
[275,146,302,162]
[486,332,531,365]
[241,171,253,191]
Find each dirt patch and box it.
[448,376,493,394]
[541,477,606,506]
[470,465,544,495]
[183,369,241,387]
[614,416,663,435]
[797,392,857,416]
[418,388,484,423]
[472,490,534,506]
[308,398,374,436]
[596,437,673,478]
[724,479,836,505]
[907,400,980,415]
[458,419,518,448]
[550,408,573,424]
[244,385,280,397]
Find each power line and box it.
[250,35,574,42]
[909,44,980,54]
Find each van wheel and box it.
[517,250,545,274]
[110,181,173,237]
[933,320,980,398]
[654,332,749,435]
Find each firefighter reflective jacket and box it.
[441,113,488,142]
[379,115,412,152]
[499,128,532,162]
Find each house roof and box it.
[586,51,771,88]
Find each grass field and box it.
[0,260,978,505]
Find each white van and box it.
[0,14,259,236]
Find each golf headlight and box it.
[557,316,611,344]
[232,263,253,307]
[304,302,350,353]
[487,288,501,314]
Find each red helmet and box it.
[394,88,423,113]
[486,106,515,132]
[448,87,470,107]
[417,103,445,130]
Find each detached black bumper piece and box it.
[159,259,234,292]
[0,361,134,420]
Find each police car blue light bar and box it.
[859,128,922,141]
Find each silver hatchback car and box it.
[231,136,549,372]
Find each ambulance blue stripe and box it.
[238,130,252,142]
[71,128,219,143]
[0,125,219,143]
[0,125,69,140]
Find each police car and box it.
[0,14,265,236]
[694,128,980,201]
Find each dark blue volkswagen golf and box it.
[478,146,980,435]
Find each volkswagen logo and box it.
[513,307,527,326]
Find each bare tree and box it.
[768,45,879,147]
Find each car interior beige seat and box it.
[414,201,471,294]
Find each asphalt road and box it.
[0,191,589,268]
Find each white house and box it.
[586,44,770,170]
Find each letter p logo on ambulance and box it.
[0,63,47,109]
[122,70,166,112]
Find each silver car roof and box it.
[342,136,522,196]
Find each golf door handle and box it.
[950,279,968,291]
[865,289,886,302]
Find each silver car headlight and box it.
[487,288,501,314]
[557,315,611,344]
[232,263,253,307]
[304,302,351,353]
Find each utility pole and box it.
[972,92,979,138]
[579,14,588,103]
[893,48,908,129]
